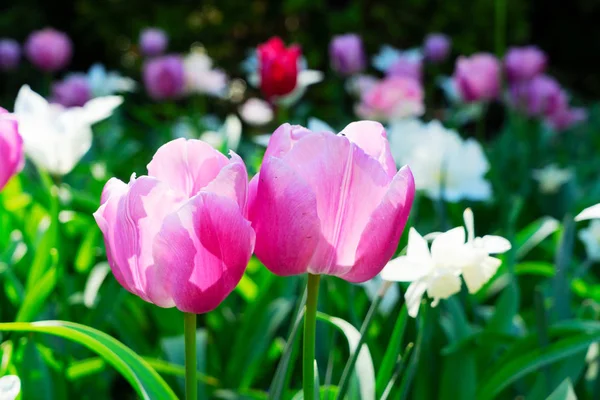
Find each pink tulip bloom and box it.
[355,77,424,122]
[249,122,415,283]
[94,139,255,313]
[0,108,24,191]
[453,53,501,102]
[504,46,547,83]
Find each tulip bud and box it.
[143,55,185,100]
[329,34,366,76]
[0,108,24,191]
[453,53,501,102]
[504,46,547,82]
[0,39,21,71]
[51,75,92,107]
[249,122,415,283]
[423,33,451,63]
[355,77,424,122]
[139,28,168,57]
[257,37,301,99]
[25,28,72,72]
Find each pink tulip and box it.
[453,53,501,102]
[0,108,24,191]
[355,77,424,122]
[249,122,415,283]
[94,139,255,313]
[504,46,547,83]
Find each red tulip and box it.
[257,37,301,100]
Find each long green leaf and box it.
[0,321,177,400]
[376,305,408,397]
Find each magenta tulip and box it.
[0,108,24,191]
[24,28,72,72]
[94,139,255,313]
[504,46,547,83]
[249,122,415,283]
[423,33,451,63]
[453,53,501,102]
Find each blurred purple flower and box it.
[453,53,501,102]
[0,39,21,71]
[387,56,422,81]
[509,75,566,117]
[504,46,547,83]
[140,28,168,57]
[329,34,366,76]
[546,106,587,131]
[143,55,185,100]
[25,28,72,72]
[51,75,92,108]
[423,33,451,63]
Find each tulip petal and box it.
[380,255,431,282]
[340,120,397,178]
[249,156,322,276]
[282,132,393,276]
[405,280,427,318]
[341,166,415,282]
[203,151,249,213]
[153,192,255,314]
[147,138,229,198]
[263,123,313,159]
[93,176,180,307]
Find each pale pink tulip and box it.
[355,77,424,122]
[94,138,255,313]
[249,122,415,283]
[0,108,24,191]
[453,53,501,102]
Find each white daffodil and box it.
[532,164,572,194]
[0,375,20,400]
[200,114,242,151]
[239,98,273,126]
[381,227,465,317]
[389,119,491,202]
[576,204,600,222]
[578,220,600,261]
[13,85,122,176]
[86,64,136,97]
[184,51,228,97]
[459,208,512,293]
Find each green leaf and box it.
[515,216,560,260]
[515,261,555,277]
[545,378,577,400]
[376,306,408,398]
[317,312,375,400]
[477,333,600,399]
[16,259,58,322]
[0,321,178,400]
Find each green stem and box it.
[184,312,197,400]
[303,274,321,400]
[494,0,507,57]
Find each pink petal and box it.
[153,192,255,314]
[263,123,313,159]
[249,157,322,276]
[93,176,181,307]
[341,166,415,282]
[281,132,392,275]
[0,116,23,191]
[202,151,249,215]
[340,121,397,178]
[147,138,229,198]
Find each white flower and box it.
[184,52,228,97]
[13,85,123,176]
[239,98,273,126]
[372,45,423,73]
[576,204,600,222]
[381,209,510,317]
[86,64,136,97]
[578,220,600,261]
[532,164,572,194]
[200,114,242,151]
[0,375,20,400]
[389,119,492,202]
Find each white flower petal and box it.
[80,96,123,125]
[481,235,511,254]
[576,204,600,222]
[405,280,428,318]
[464,208,475,243]
[380,256,431,283]
[406,227,430,260]
[430,227,466,267]
[252,134,272,147]
[0,375,21,400]
[426,269,462,303]
[462,256,501,293]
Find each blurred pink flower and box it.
[51,75,91,108]
[546,106,587,131]
[509,74,566,117]
[25,28,72,72]
[94,139,255,313]
[0,108,24,191]
[143,55,185,100]
[249,122,415,283]
[329,34,366,76]
[504,46,547,82]
[355,77,424,121]
[386,56,422,81]
[139,28,168,57]
[453,53,501,102]
[423,33,451,63]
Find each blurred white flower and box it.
[372,45,423,73]
[345,74,378,97]
[0,375,21,400]
[578,220,600,261]
[307,117,334,133]
[576,204,600,222]
[200,114,242,151]
[389,119,491,202]
[239,98,273,126]
[86,64,136,97]
[532,164,572,194]
[184,52,228,97]
[13,85,122,176]
[381,209,510,317]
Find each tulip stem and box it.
[303,274,321,400]
[184,312,197,400]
